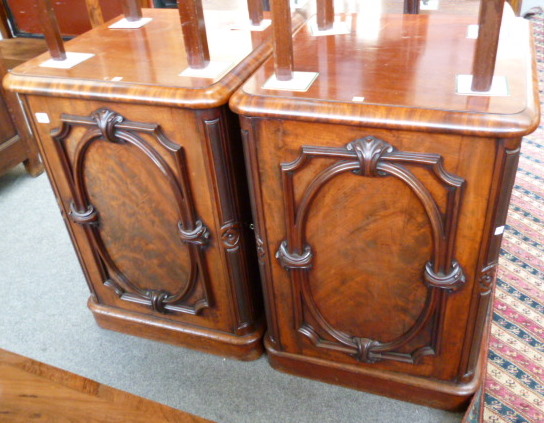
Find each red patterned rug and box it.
[463,8,544,423]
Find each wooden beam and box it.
[177,0,210,69]
[37,0,66,61]
[471,0,505,92]
[271,0,293,80]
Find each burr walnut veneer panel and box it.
[230,13,540,405]
[5,8,287,359]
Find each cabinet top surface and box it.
[231,13,540,136]
[5,9,275,108]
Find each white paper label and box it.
[39,52,94,69]
[456,75,509,97]
[35,113,50,124]
[494,226,505,236]
[467,25,479,39]
[420,0,439,10]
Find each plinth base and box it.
[264,336,480,411]
[89,298,265,361]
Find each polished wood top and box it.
[0,349,214,422]
[231,13,540,137]
[5,8,282,108]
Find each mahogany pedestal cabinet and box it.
[4,7,283,360]
[230,11,540,406]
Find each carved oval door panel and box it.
[276,136,466,364]
[52,108,211,315]
[83,138,192,295]
[306,173,432,343]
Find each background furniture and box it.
[230,0,540,409]
[0,50,43,177]
[0,0,153,37]
[0,348,215,423]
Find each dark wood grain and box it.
[37,0,66,60]
[123,0,143,22]
[0,349,215,422]
[471,0,505,92]
[247,0,264,25]
[270,0,294,80]
[177,0,210,69]
[316,0,334,30]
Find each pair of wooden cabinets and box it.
[5,1,539,411]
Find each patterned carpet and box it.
[464,9,544,423]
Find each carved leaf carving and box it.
[91,108,124,143]
[346,136,394,177]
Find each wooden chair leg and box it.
[177,0,210,69]
[404,0,420,14]
[9,95,43,177]
[23,153,44,177]
[248,0,264,25]
[0,56,43,177]
[38,0,66,61]
[471,0,505,91]
[316,0,334,30]
[271,0,294,80]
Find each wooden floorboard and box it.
[0,349,215,423]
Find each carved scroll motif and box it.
[276,241,313,269]
[221,222,241,251]
[53,108,211,315]
[179,220,210,246]
[479,264,497,295]
[277,136,466,364]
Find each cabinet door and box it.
[263,131,468,366]
[51,107,213,316]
